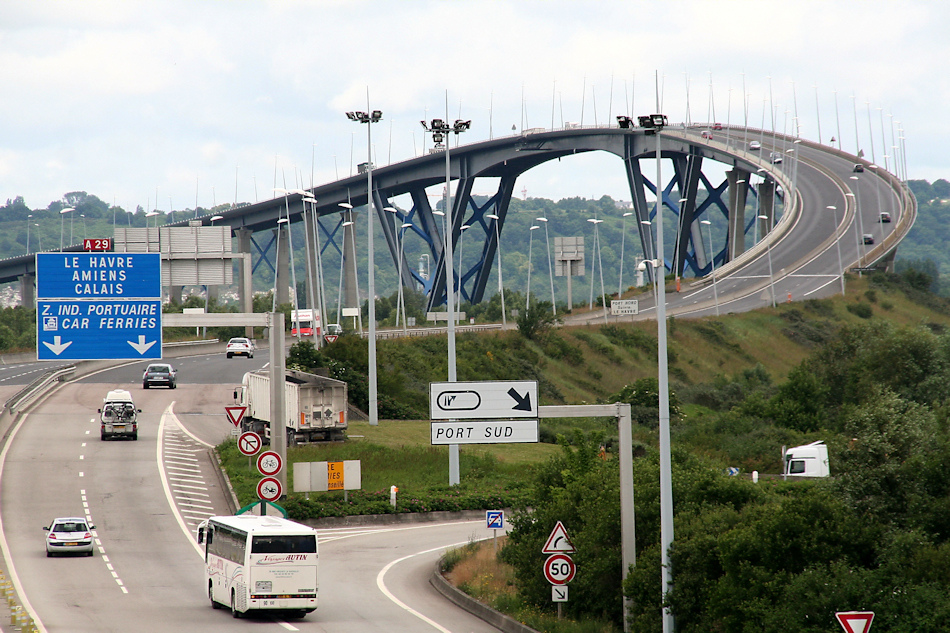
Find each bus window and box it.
[251,535,317,554]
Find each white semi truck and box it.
[233,369,348,444]
[783,441,830,478]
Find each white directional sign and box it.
[429,380,538,420]
[431,420,539,444]
[552,585,568,602]
[610,299,639,316]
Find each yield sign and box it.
[225,406,247,427]
[542,521,575,554]
[324,334,339,343]
[836,612,874,633]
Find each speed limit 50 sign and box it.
[543,553,576,585]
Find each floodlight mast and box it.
[421,111,470,486]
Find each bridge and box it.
[0,121,914,317]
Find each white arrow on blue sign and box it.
[36,300,162,360]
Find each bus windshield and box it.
[251,535,317,554]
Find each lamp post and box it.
[526,225,540,309]
[421,109,471,486]
[700,219,720,316]
[536,216,556,315]
[33,224,42,252]
[398,221,412,331]
[81,214,87,241]
[26,215,32,255]
[758,213,776,307]
[210,215,223,225]
[273,217,288,313]
[850,175,867,266]
[639,110,674,633]
[485,213,507,327]
[587,218,607,323]
[827,205,846,295]
[457,224,471,320]
[304,193,329,346]
[59,207,74,251]
[618,211,633,296]
[346,104,383,426]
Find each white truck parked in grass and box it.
[783,441,830,478]
[99,389,141,441]
[233,369,348,445]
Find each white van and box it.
[99,389,141,441]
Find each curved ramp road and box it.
[0,375,506,632]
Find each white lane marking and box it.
[0,413,48,633]
[376,540,473,633]
[156,403,204,557]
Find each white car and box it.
[45,517,95,557]
[749,140,761,151]
[226,337,254,359]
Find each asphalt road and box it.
[0,355,506,632]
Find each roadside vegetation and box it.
[216,267,950,631]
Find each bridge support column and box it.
[274,227,290,307]
[726,169,751,261]
[168,286,184,305]
[19,274,34,309]
[235,228,254,338]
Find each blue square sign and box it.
[36,252,161,300]
[37,300,162,361]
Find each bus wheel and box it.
[209,583,219,609]
[231,592,242,618]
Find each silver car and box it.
[45,517,95,557]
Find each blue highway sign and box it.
[487,510,505,530]
[36,253,161,300]
[37,300,163,360]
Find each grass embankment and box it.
[216,274,950,631]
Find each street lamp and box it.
[758,214,776,307]
[485,213,507,327]
[33,224,42,252]
[385,205,409,331]
[59,207,74,251]
[536,216,556,315]
[457,224,471,319]
[849,175,867,266]
[618,211,633,297]
[699,219,720,316]
[421,108,471,486]
[526,225,540,309]
[81,214,86,241]
[273,217,289,313]
[210,215,224,225]
[827,205,846,295]
[587,218,608,323]
[26,214,32,255]
[346,104,383,426]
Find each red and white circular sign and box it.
[543,553,576,585]
[238,432,262,457]
[257,477,282,502]
[257,450,282,476]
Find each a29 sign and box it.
[543,553,576,585]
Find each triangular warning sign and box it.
[542,521,575,554]
[836,611,874,633]
[225,406,247,427]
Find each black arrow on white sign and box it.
[508,388,532,412]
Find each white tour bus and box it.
[198,515,318,618]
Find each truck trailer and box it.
[233,369,348,444]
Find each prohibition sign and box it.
[238,432,262,457]
[544,554,576,585]
[257,450,282,476]
[257,477,282,502]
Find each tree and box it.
[516,300,558,340]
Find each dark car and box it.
[863,234,875,245]
[143,363,177,389]
[879,212,892,223]
[853,163,865,173]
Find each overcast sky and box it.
[1,0,947,214]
